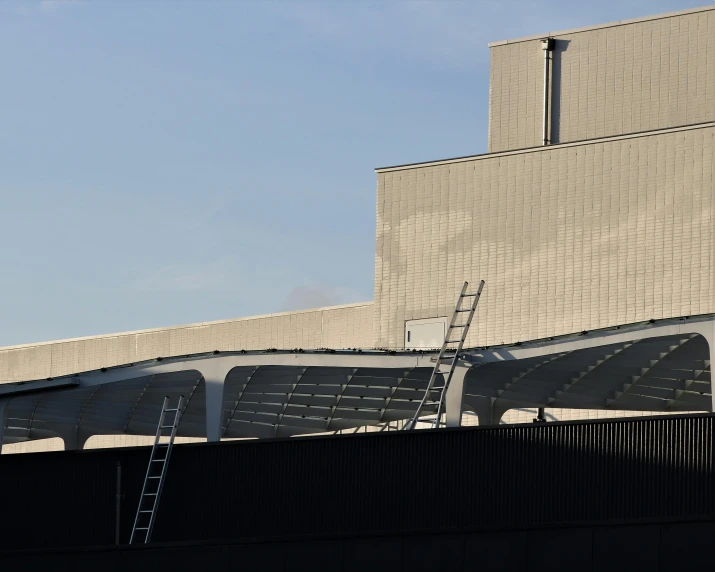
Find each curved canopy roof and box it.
[2,365,441,446]
[464,333,711,419]
[1,316,713,449]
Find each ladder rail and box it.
[408,284,467,429]
[422,282,468,426]
[405,280,484,430]
[129,395,186,545]
[130,396,168,544]
[421,281,468,409]
[145,395,185,543]
[433,280,484,426]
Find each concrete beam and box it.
[75,353,432,388]
[0,378,78,396]
[467,317,715,364]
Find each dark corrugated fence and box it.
[1,414,714,550]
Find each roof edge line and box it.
[0,301,375,353]
[487,5,714,47]
[375,121,715,173]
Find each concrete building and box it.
[1,5,713,453]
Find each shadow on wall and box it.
[549,39,570,145]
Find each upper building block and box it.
[487,6,715,152]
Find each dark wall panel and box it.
[1,414,715,551]
[284,540,344,572]
[464,531,528,571]
[527,528,592,571]
[2,520,714,571]
[592,524,661,571]
[402,534,464,572]
[343,537,403,572]
[659,521,715,572]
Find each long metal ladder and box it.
[130,395,186,544]
[405,280,485,430]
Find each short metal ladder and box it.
[129,395,186,544]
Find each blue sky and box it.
[0,0,703,346]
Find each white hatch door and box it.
[404,318,448,349]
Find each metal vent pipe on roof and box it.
[541,38,554,146]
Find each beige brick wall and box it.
[488,6,714,152]
[1,435,205,454]
[374,124,714,348]
[0,302,374,383]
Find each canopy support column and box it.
[444,365,470,427]
[197,362,234,442]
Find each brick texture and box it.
[488,8,714,152]
[0,303,374,383]
[374,125,714,348]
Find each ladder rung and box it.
[135,527,149,530]
[430,387,445,392]
[151,459,166,463]
[148,476,161,479]
[140,510,153,513]
[446,339,462,343]
[165,408,179,412]
[461,293,479,297]
[424,401,440,406]
[161,425,175,429]
[456,309,471,312]
[144,493,158,496]
[450,324,468,328]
